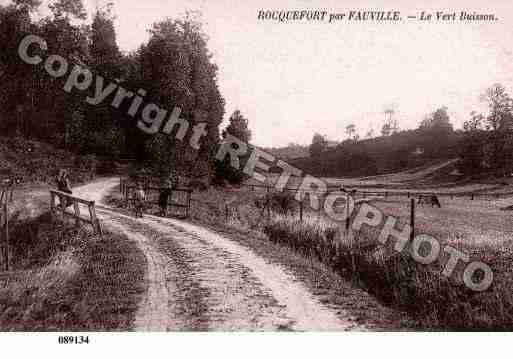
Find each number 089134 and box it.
[58,336,90,344]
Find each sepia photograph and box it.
[0,0,512,355]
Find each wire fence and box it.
[118,176,513,227]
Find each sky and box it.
[4,0,513,147]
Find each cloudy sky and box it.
[7,0,513,147]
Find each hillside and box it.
[282,129,462,178]
[0,136,116,186]
[265,144,309,160]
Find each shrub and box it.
[255,192,296,215]
[96,159,118,175]
[189,179,208,191]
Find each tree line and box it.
[303,84,513,179]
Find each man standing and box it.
[158,179,173,217]
[57,169,72,194]
[56,169,73,209]
[134,183,146,218]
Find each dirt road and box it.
[71,178,363,331]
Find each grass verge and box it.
[0,212,146,331]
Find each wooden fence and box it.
[119,179,192,218]
[50,190,103,236]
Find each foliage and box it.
[265,142,309,160]
[419,106,453,134]
[309,133,328,158]
[458,84,513,177]
[290,127,459,178]
[255,191,296,215]
[0,3,225,184]
[214,110,251,185]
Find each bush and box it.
[96,159,118,175]
[189,179,208,191]
[255,192,296,215]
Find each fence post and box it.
[345,194,351,236]
[73,200,80,227]
[225,204,229,222]
[61,195,66,216]
[50,191,55,214]
[3,202,9,271]
[410,198,415,242]
[88,203,102,237]
[299,200,303,223]
[186,190,191,218]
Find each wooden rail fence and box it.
[50,190,103,236]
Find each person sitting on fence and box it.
[134,183,146,218]
[158,179,173,217]
[56,169,73,209]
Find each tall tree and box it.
[86,3,124,155]
[49,0,87,20]
[13,0,41,12]
[381,122,392,137]
[419,106,453,133]
[137,15,224,180]
[459,111,486,176]
[309,133,328,157]
[90,3,120,78]
[213,110,251,184]
[345,124,356,141]
[382,105,398,135]
[482,84,513,175]
[222,110,251,142]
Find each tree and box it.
[13,0,41,12]
[214,110,251,184]
[90,4,121,78]
[345,124,356,141]
[417,106,455,158]
[482,84,513,175]
[419,106,453,133]
[129,14,225,180]
[382,105,398,136]
[381,122,392,137]
[222,110,251,142]
[86,3,124,155]
[49,0,87,20]
[309,133,327,157]
[459,111,486,176]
